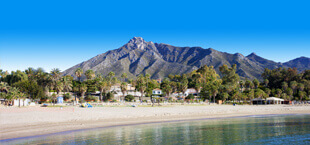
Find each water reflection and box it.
[3,115,310,145]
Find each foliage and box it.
[125,95,134,102]
[63,93,71,100]
[105,92,114,100]
[185,94,195,100]
[84,95,98,102]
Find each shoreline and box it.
[1,105,310,141]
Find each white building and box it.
[13,99,31,106]
[110,84,143,101]
[184,88,198,96]
[152,88,162,98]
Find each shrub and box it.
[186,94,195,100]
[106,92,114,100]
[85,95,98,102]
[125,95,134,102]
[63,93,71,101]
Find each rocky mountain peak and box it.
[62,37,310,80]
[128,37,146,44]
[247,52,257,57]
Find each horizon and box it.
[1,0,310,72]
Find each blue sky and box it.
[0,0,309,72]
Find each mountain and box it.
[283,57,310,72]
[63,37,310,80]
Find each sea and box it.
[1,114,310,145]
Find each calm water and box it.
[2,115,310,145]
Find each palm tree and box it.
[276,89,282,98]
[18,92,26,107]
[290,81,298,94]
[252,79,260,89]
[286,88,293,101]
[55,81,64,105]
[108,71,115,79]
[25,67,35,80]
[136,74,146,102]
[0,82,9,93]
[120,82,127,102]
[62,76,73,92]
[282,82,288,91]
[85,69,95,80]
[80,83,88,99]
[75,68,83,82]
[298,83,305,92]
[50,68,61,81]
[97,80,106,101]
[264,79,269,87]
[179,80,188,99]
[298,91,306,101]
[121,73,127,82]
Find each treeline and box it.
[0,65,309,105]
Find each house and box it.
[251,98,265,105]
[110,84,143,101]
[152,88,162,98]
[251,97,284,105]
[156,79,162,83]
[13,99,31,106]
[266,97,284,104]
[184,88,198,96]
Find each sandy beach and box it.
[1,104,310,140]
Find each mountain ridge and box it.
[63,37,310,80]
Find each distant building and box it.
[57,96,64,104]
[156,79,162,83]
[184,88,198,96]
[152,88,162,98]
[110,84,143,101]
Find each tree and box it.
[178,78,188,99]
[245,79,254,91]
[50,68,61,81]
[51,93,57,105]
[62,76,73,92]
[298,91,306,101]
[281,93,287,100]
[298,83,305,92]
[255,89,265,99]
[120,82,127,102]
[248,90,255,104]
[75,68,83,82]
[286,88,293,101]
[97,80,106,101]
[264,79,269,87]
[219,64,240,93]
[50,68,61,93]
[221,92,229,103]
[136,74,146,102]
[80,83,88,99]
[276,89,282,98]
[121,73,128,82]
[253,79,260,89]
[25,67,35,80]
[85,69,95,80]
[55,81,63,95]
[281,82,288,91]
[264,88,271,98]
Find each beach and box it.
[1,104,310,140]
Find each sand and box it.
[1,104,310,140]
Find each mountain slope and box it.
[63,37,310,80]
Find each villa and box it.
[152,88,162,98]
